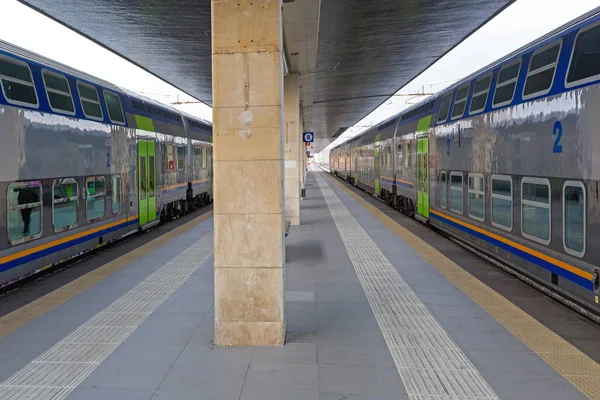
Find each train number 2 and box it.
[106,152,111,167]
[553,121,563,153]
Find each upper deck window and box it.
[436,93,452,124]
[523,41,561,99]
[493,59,521,107]
[451,83,470,119]
[77,82,103,120]
[566,22,600,87]
[469,74,492,114]
[42,71,75,114]
[103,91,125,124]
[0,57,38,107]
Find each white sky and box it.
[0,0,598,158]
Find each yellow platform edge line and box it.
[326,173,600,399]
[0,211,213,340]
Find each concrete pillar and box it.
[212,0,285,346]
[284,73,300,224]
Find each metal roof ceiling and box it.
[18,0,513,152]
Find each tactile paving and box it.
[0,233,214,400]
[315,174,499,399]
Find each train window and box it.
[7,182,42,244]
[149,156,155,197]
[493,59,521,107]
[166,144,175,171]
[77,82,103,120]
[521,178,551,245]
[451,83,470,120]
[112,176,121,214]
[563,181,586,257]
[86,176,106,222]
[566,22,600,87]
[42,71,75,114]
[177,145,185,171]
[103,91,125,124]
[202,147,207,169]
[387,146,392,168]
[440,172,447,209]
[468,173,485,221]
[437,93,452,124]
[491,175,512,231]
[450,172,463,214]
[397,144,403,166]
[523,41,561,99]
[52,179,78,232]
[406,143,411,168]
[194,146,201,169]
[0,57,38,107]
[469,74,492,114]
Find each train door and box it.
[416,136,429,218]
[374,134,381,195]
[138,139,157,227]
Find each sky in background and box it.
[0,0,598,160]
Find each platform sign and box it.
[303,132,314,143]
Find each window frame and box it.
[521,177,551,245]
[0,55,39,108]
[436,92,453,124]
[469,73,492,115]
[112,176,122,215]
[565,20,600,88]
[440,171,447,209]
[522,39,562,100]
[41,69,75,116]
[491,174,513,232]
[7,181,43,245]
[52,178,79,233]
[76,80,104,121]
[451,83,471,120]
[202,147,207,169]
[492,58,522,108]
[562,180,586,258]
[450,171,464,215]
[468,173,485,222]
[103,90,126,125]
[85,176,106,223]
[176,145,186,171]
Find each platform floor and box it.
[0,170,598,400]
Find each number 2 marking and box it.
[106,152,111,167]
[553,121,563,153]
[446,136,451,156]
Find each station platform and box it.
[0,170,599,400]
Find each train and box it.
[0,40,213,289]
[329,8,600,315]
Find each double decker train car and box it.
[0,40,213,289]
[330,8,600,315]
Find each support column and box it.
[212,0,285,346]
[284,73,300,225]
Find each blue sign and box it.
[303,132,314,143]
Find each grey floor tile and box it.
[287,309,318,332]
[80,360,174,390]
[318,366,406,395]
[159,360,248,393]
[436,316,508,335]
[449,332,529,351]
[417,293,476,306]
[67,387,155,400]
[316,312,378,330]
[243,364,318,392]
[251,343,317,365]
[177,344,254,364]
[125,312,202,347]
[317,344,394,367]
[315,302,374,317]
[106,341,185,365]
[427,303,492,320]
[240,390,317,400]
[286,290,315,302]
[466,349,559,377]
[152,387,240,400]
[486,373,588,400]
[314,328,387,346]
[319,393,408,400]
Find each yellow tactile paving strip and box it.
[327,174,600,400]
[0,211,213,340]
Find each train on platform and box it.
[329,8,600,315]
[0,40,213,289]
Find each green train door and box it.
[138,139,157,227]
[417,136,429,218]
[374,134,381,195]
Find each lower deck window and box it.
[8,182,42,243]
[112,176,121,214]
[491,176,512,230]
[177,145,185,171]
[440,172,447,208]
[468,174,485,221]
[53,179,78,232]
[563,182,585,256]
[86,176,106,222]
[522,178,551,244]
[450,172,463,214]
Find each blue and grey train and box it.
[0,40,213,289]
[330,8,600,315]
